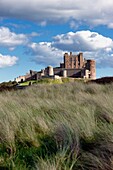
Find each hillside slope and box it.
[0,82,113,169]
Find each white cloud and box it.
[28,42,64,66]
[105,48,112,52]
[40,21,47,27]
[0,0,113,27]
[69,21,80,29]
[108,23,113,29]
[52,30,113,52]
[81,51,113,68]
[0,53,18,68]
[30,32,40,37]
[0,27,28,49]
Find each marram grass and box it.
[0,82,113,169]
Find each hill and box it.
[92,76,113,84]
[0,81,113,169]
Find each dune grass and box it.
[0,82,113,169]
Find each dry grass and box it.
[0,82,113,169]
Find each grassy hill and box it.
[0,81,113,169]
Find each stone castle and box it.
[15,52,96,82]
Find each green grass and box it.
[18,77,87,86]
[18,78,62,86]
[0,82,113,169]
[19,80,37,86]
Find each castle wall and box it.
[66,69,84,78]
[53,67,63,76]
[53,67,85,78]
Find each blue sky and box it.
[0,0,113,82]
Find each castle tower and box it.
[86,60,96,79]
[64,52,84,69]
[63,70,67,77]
[47,66,54,76]
[64,52,78,69]
[78,53,84,68]
[64,53,71,68]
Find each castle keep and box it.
[15,52,96,82]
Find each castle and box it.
[15,52,96,82]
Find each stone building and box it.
[15,75,26,83]
[15,52,96,82]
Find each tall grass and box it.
[0,82,113,169]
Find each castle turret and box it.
[63,70,67,77]
[47,66,54,76]
[86,60,96,79]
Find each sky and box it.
[0,0,113,82]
